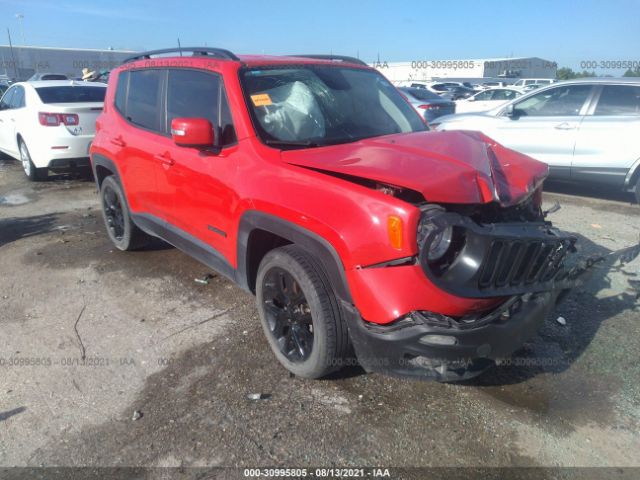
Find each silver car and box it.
[432,78,640,202]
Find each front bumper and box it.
[343,291,559,382]
[344,241,640,382]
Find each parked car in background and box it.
[432,79,640,203]
[512,78,556,89]
[398,86,456,122]
[438,85,476,100]
[0,80,106,180]
[476,81,511,90]
[27,73,69,81]
[455,87,523,113]
[0,83,8,96]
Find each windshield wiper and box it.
[264,139,321,148]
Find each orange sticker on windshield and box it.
[251,93,273,106]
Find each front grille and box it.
[478,238,571,290]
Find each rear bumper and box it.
[343,291,558,381]
[47,157,90,169]
[26,132,93,169]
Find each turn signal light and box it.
[387,215,403,250]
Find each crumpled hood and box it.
[281,130,549,207]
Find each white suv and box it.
[432,79,640,203]
[0,80,106,180]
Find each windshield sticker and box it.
[251,93,273,106]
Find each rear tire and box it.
[99,175,150,251]
[19,140,47,181]
[256,245,350,379]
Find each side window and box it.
[126,70,163,131]
[474,91,492,100]
[11,86,25,108]
[166,69,236,146]
[594,85,640,116]
[114,71,129,114]
[493,90,516,100]
[0,87,15,109]
[513,85,592,117]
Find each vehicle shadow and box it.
[544,179,636,205]
[0,214,59,248]
[465,231,639,387]
[46,168,94,183]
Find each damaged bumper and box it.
[344,208,640,382]
[343,291,558,382]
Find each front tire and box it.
[19,140,47,181]
[256,245,350,379]
[635,176,640,205]
[99,175,150,251]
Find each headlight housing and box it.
[427,225,453,262]
[417,205,464,274]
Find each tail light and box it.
[418,104,441,110]
[38,112,79,126]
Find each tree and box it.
[556,67,597,80]
[623,67,640,77]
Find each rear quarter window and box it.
[36,86,106,103]
[114,71,129,114]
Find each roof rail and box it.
[123,47,240,64]
[289,54,369,67]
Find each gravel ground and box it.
[0,156,639,478]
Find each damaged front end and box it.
[346,197,640,382]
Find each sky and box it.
[1,0,639,73]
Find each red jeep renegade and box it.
[90,48,581,381]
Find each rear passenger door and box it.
[113,69,167,218]
[571,84,640,188]
[160,68,238,262]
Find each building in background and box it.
[375,57,557,83]
[0,45,136,81]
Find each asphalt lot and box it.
[0,156,639,477]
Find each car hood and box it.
[281,130,548,207]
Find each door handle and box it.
[554,122,575,130]
[110,136,126,147]
[154,153,175,167]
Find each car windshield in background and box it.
[35,86,106,104]
[401,87,442,101]
[241,66,426,147]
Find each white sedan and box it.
[455,88,523,113]
[0,80,106,180]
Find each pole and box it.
[15,14,25,45]
[0,48,8,77]
[7,29,19,80]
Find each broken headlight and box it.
[417,205,465,272]
[427,224,453,262]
